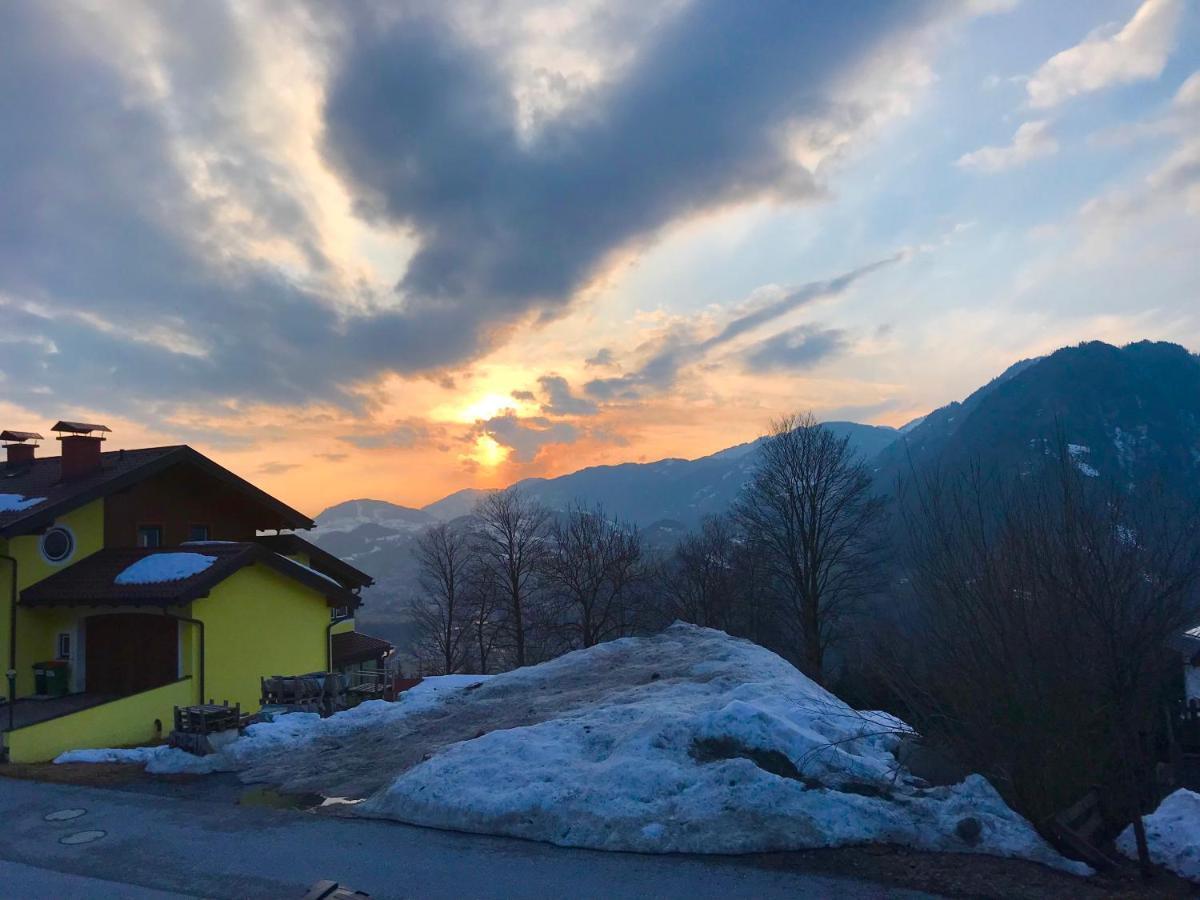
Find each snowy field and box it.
[58,624,1085,873]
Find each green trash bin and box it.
[37,660,70,697]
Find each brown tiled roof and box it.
[331,630,394,666]
[254,533,373,589]
[0,445,313,538]
[20,543,361,609]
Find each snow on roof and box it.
[114,552,218,586]
[278,554,342,588]
[0,493,46,512]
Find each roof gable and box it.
[0,445,313,538]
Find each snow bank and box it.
[356,625,1081,872]
[51,627,1083,874]
[114,552,218,585]
[1117,789,1200,882]
[55,745,223,775]
[0,493,45,512]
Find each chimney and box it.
[1,430,43,469]
[52,421,112,480]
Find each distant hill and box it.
[317,341,1200,644]
[314,498,434,534]
[872,341,1200,492]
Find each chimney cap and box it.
[52,421,112,437]
[1,430,45,444]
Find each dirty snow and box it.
[51,626,1084,873]
[1117,789,1200,882]
[55,745,225,775]
[0,493,46,512]
[1067,444,1100,477]
[114,552,218,585]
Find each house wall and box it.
[3,676,196,764]
[193,563,330,711]
[1,499,105,697]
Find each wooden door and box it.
[85,613,178,695]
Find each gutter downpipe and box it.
[2,552,16,735]
[327,612,353,672]
[162,610,204,705]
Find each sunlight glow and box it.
[468,434,510,468]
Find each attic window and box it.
[137,525,163,548]
[40,527,75,564]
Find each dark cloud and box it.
[537,375,598,416]
[510,390,537,403]
[481,413,579,463]
[585,348,615,368]
[739,325,848,373]
[256,461,301,475]
[0,1,941,433]
[340,418,441,449]
[585,257,894,398]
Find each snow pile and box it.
[347,626,1082,871]
[56,745,225,775]
[0,493,46,512]
[1117,789,1200,882]
[50,627,1083,873]
[114,552,218,585]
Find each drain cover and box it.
[44,808,87,822]
[59,830,105,845]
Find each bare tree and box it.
[541,503,645,648]
[474,488,551,667]
[463,558,503,674]
[889,440,1200,867]
[734,413,888,684]
[660,516,740,631]
[412,522,472,674]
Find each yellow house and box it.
[0,422,387,763]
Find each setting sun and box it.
[467,433,510,468]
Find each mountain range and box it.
[322,340,1200,642]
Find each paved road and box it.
[0,777,935,899]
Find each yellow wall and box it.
[3,676,196,764]
[1,499,105,697]
[194,563,329,711]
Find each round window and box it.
[41,527,75,564]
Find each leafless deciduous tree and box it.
[888,440,1200,868]
[734,412,888,684]
[412,522,472,674]
[541,504,646,648]
[474,487,551,667]
[463,558,503,674]
[660,516,740,632]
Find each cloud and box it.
[585,348,615,368]
[585,255,898,398]
[537,375,599,416]
[480,412,579,463]
[956,120,1058,172]
[510,390,537,403]
[1081,136,1200,222]
[1027,0,1183,109]
[256,461,301,475]
[0,1,961,433]
[739,325,848,373]
[340,418,442,449]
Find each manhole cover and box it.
[44,808,87,822]
[59,830,105,845]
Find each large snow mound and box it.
[53,626,1083,873]
[236,625,1081,871]
[114,552,218,585]
[1117,789,1200,882]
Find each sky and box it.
[1,0,1198,515]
